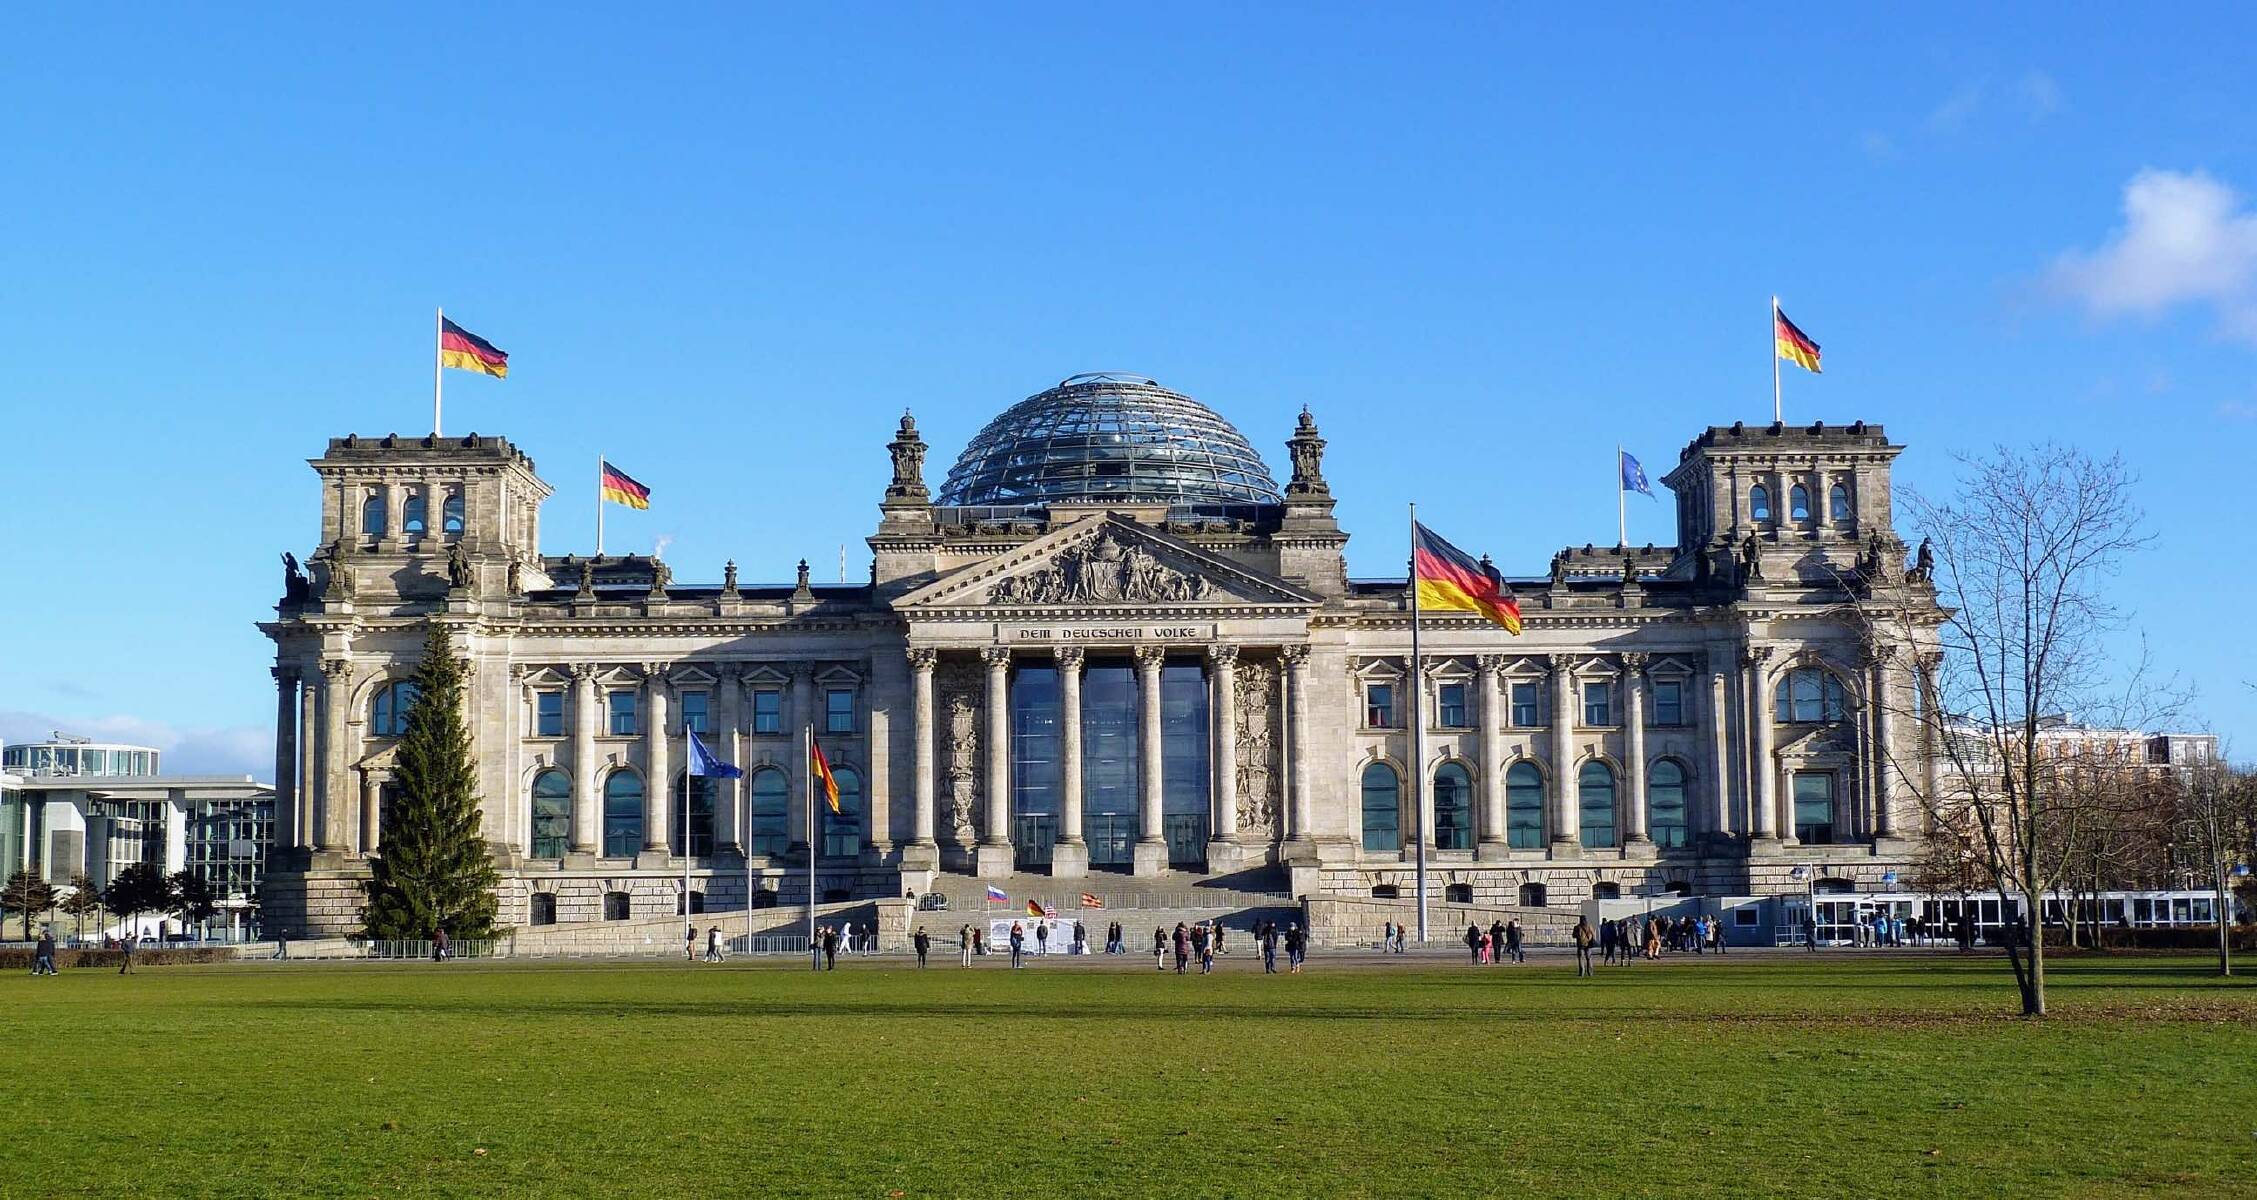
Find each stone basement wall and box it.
[1305,896,1576,948]
[1322,851,1915,912]
[501,866,902,928]
[509,898,912,955]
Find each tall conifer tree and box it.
[362,622,500,939]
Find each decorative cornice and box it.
[1133,645,1167,669]
[1054,646,1086,671]
[1204,644,1239,669]
[906,648,938,671]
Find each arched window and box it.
[1506,762,1545,849]
[361,491,386,537]
[1828,483,1851,520]
[402,493,427,535]
[1519,882,1548,907]
[673,772,716,857]
[1360,763,1401,853]
[747,767,789,856]
[603,891,631,920]
[1774,668,1848,723]
[441,491,465,535]
[528,894,557,926]
[1578,761,1618,849]
[1649,760,1689,849]
[602,770,644,858]
[823,766,863,858]
[1593,881,1622,900]
[1750,484,1772,522]
[1444,883,1473,904]
[1432,762,1472,851]
[370,681,420,738]
[1789,483,1811,522]
[529,769,571,859]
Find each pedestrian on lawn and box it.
[1172,923,1190,974]
[1009,921,1026,969]
[821,925,838,969]
[1033,921,1049,957]
[913,927,931,968]
[1505,918,1524,964]
[1261,922,1279,973]
[32,927,57,976]
[1599,918,1619,965]
[1284,922,1307,973]
[959,924,973,966]
[1572,917,1596,977]
[706,926,724,962]
[1154,926,1168,970]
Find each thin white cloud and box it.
[2220,399,2257,422]
[2043,169,2257,344]
[0,710,270,780]
[1926,82,1985,133]
[2016,70,2064,121]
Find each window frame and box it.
[751,689,782,735]
[1436,682,1468,729]
[1505,761,1545,849]
[1577,761,1618,849]
[370,680,420,739]
[602,770,644,857]
[1509,681,1541,727]
[1750,484,1772,522]
[1360,762,1401,853]
[1648,759,1689,849]
[1793,770,1835,845]
[679,689,710,736]
[607,690,639,737]
[1432,762,1473,851]
[1364,683,1396,729]
[1650,678,1683,726]
[824,687,855,735]
[1581,680,1614,727]
[529,769,571,860]
[533,691,564,738]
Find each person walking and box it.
[1464,923,1482,965]
[1033,920,1050,958]
[1489,921,1508,966]
[1393,923,1408,954]
[1598,918,1619,966]
[1171,922,1190,975]
[913,927,931,968]
[1572,917,1596,977]
[1008,921,1026,968]
[1214,923,1228,957]
[1190,923,1210,974]
[271,935,289,961]
[1153,925,1168,970]
[1284,922,1307,973]
[1504,918,1524,964]
[1261,921,1279,974]
[1802,914,1818,952]
[817,925,837,969]
[957,924,973,966]
[119,931,136,975]
[706,926,724,963]
[1382,920,1395,952]
[32,927,58,976]
[686,923,698,962]
[1072,920,1087,956]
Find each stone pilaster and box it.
[1474,654,1506,859]
[788,664,815,857]
[1206,645,1243,871]
[569,664,599,856]
[1745,646,1780,850]
[272,667,299,851]
[1052,646,1089,878]
[296,677,319,850]
[976,647,1014,877]
[1623,653,1652,850]
[1708,668,1732,843]
[641,666,671,862]
[904,649,939,868]
[1281,647,1315,857]
[318,658,354,854]
[713,666,742,855]
[1132,646,1168,876]
[1548,656,1578,857]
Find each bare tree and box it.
[1859,445,2168,1016]
[2176,761,2256,976]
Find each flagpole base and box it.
[974,843,1015,878]
[1049,842,1090,879]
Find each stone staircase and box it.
[910,870,1303,948]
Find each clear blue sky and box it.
[4,6,2253,774]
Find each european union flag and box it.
[686,729,743,779]
[1619,450,1654,498]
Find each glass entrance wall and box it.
[1012,665,1061,868]
[1081,661,1138,865]
[1159,662,1209,866]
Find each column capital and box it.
[272,664,300,684]
[1548,654,1578,676]
[1862,642,1899,667]
[1132,645,1167,671]
[1205,644,1239,669]
[1054,646,1086,672]
[320,657,353,683]
[1740,644,1775,669]
[641,660,673,684]
[1619,651,1649,676]
[979,646,1012,669]
[1473,653,1505,675]
[1281,644,1312,668]
[907,647,939,671]
[789,661,818,681]
[570,662,600,683]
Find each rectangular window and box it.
[680,690,709,735]
[1365,684,1396,728]
[752,689,781,735]
[534,692,564,737]
[1651,680,1683,726]
[1793,771,1835,845]
[1582,681,1613,726]
[825,688,854,734]
[1437,683,1467,728]
[607,691,638,737]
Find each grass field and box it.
[3,952,2252,1198]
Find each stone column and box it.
[1282,647,1313,853]
[1548,656,1579,857]
[714,667,742,854]
[908,649,938,854]
[1207,645,1241,870]
[1474,654,1506,859]
[272,667,299,851]
[976,648,1014,877]
[318,658,354,853]
[569,664,599,855]
[1623,654,1651,850]
[296,678,319,850]
[361,772,381,854]
[1745,647,1779,845]
[787,664,815,857]
[1052,647,1089,877]
[642,668,671,857]
[1870,647,1899,840]
[1708,668,1732,842]
[1132,646,1168,877]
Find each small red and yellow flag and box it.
[1412,522,1523,634]
[439,316,508,378]
[1775,304,1822,374]
[810,740,840,813]
[1080,892,1104,909]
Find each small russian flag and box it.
[985,885,1008,903]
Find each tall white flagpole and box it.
[1408,502,1428,945]
[683,729,694,959]
[1771,295,1783,424]
[806,723,819,970]
[596,455,606,558]
[433,307,445,437]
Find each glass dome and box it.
[937,374,1282,508]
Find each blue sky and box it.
[4,6,2254,773]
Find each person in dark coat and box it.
[821,925,839,969]
[1504,918,1525,964]
[1283,923,1307,973]
[1464,923,1482,965]
[1171,923,1190,974]
[912,927,930,968]
[1489,921,1509,966]
[1572,918,1596,976]
[1261,921,1280,973]
[1598,918,1619,965]
[32,928,57,976]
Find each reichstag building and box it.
[260,373,1939,936]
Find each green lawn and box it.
[3,953,2252,1198]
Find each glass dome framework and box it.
[937,374,1283,508]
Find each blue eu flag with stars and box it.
[1619,450,1653,498]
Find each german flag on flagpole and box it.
[1026,899,1046,918]
[439,316,509,378]
[810,739,841,814]
[599,460,651,510]
[1774,303,1822,374]
[1412,522,1523,634]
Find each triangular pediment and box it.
[896,516,1317,611]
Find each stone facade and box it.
[259,407,1942,938]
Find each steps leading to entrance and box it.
[916,868,1292,916]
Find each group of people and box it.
[814,922,883,968]
[1458,920,1528,964]
[1567,914,1730,973]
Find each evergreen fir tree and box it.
[362,621,501,939]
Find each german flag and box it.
[439,317,508,378]
[810,739,840,813]
[1774,305,1822,374]
[1026,899,1046,918]
[599,460,651,510]
[1413,521,1522,634]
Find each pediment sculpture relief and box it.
[986,528,1213,605]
